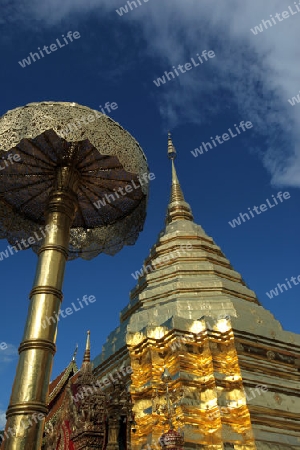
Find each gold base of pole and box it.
[2,167,79,450]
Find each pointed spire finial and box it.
[82,330,91,365]
[166,133,194,224]
[168,132,177,160]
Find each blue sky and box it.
[0,0,300,427]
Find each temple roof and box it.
[46,346,79,422]
[47,356,79,422]
[47,332,96,422]
[48,360,78,403]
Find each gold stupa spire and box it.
[82,330,91,365]
[166,132,194,223]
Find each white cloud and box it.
[5,0,300,187]
[0,344,18,365]
[0,410,6,429]
[0,345,18,429]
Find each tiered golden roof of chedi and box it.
[47,136,300,450]
[93,134,300,450]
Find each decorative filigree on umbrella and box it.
[0,101,149,260]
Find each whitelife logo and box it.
[18,31,81,68]
[191,121,253,157]
[71,363,133,403]
[288,90,300,106]
[153,50,215,87]
[228,191,291,228]
[207,384,268,421]
[1,411,46,444]
[116,0,150,16]
[266,273,300,299]
[250,2,300,35]
[0,153,21,170]
[131,243,192,280]
[60,102,119,138]
[93,172,155,210]
[0,224,58,262]
[41,295,96,329]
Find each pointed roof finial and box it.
[166,133,194,224]
[82,330,91,365]
[72,343,78,361]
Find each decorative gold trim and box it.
[19,339,56,355]
[38,245,69,259]
[29,286,63,301]
[6,402,48,417]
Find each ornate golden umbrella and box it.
[0,101,149,450]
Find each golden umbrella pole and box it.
[3,164,79,450]
[0,101,149,450]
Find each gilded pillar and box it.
[2,165,79,450]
